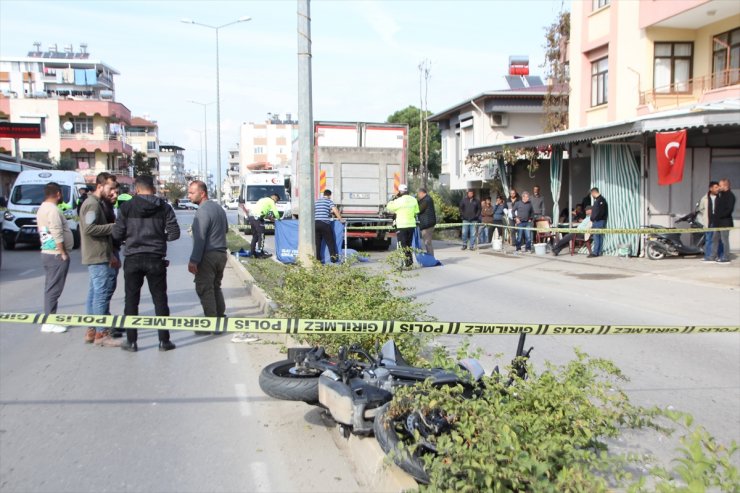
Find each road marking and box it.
[234,383,251,416]
[226,344,238,364]
[19,269,35,276]
[249,462,272,492]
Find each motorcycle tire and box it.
[646,241,666,260]
[258,360,320,403]
[373,403,431,484]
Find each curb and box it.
[226,251,278,316]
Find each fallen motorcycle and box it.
[259,339,486,435]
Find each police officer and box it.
[386,184,419,268]
[249,193,281,258]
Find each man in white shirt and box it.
[551,206,592,256]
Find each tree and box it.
[162,181,187,203]
[542,10,570,133]
[55,158,77,171]
[387,106,441,180]
[131,151,154,177]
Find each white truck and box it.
[2,170,87,250]
[237,170,291,228]
[291,121,408,249]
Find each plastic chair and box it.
[570,234,592,256]
[534,217,557,245]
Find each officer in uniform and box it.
[250,193,281,258]
[386,184,419,268]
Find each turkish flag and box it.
[656,130,687,186]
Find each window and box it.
[712,28,740,88]
[68,152,95,169]
[654,42,693,93]
[72,117,93,134]
[147,141,157,151]
[11,184,71,206]
[254,146,264,154]
[441,137,447,161]
[592,0,609,10]
[591,57,608,106]
[22,151,51,163]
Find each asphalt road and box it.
[0,210,363,493]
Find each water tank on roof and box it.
[99,90,114,100]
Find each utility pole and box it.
[297,0,315,264]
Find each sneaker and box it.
[121,340,138,352]
[84,327,96,343]
[231,333,260,343]
[158,340,176,352]
[41,323,67,333]
[461,245,467,251]
[716,259,730,264]
[94,331,122,347]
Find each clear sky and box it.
[0,0,566,173]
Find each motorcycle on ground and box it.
[644,211,705,260]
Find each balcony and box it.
[60,133,133,155]
[58,100,131,124]
[638,70,740,114]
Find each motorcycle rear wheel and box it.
[373,403,431,484]
[258,360,321,403]
[646,241,666,260]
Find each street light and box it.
[186,100,214,188]
[181,16,251,203]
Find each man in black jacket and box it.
[113,176,180,352]
[459,190,481,250]
[589,187,608,257]
[712,179,735,264]
[416,188,436,255]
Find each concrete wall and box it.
[8,98,61,160]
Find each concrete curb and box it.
[226,251,278,316]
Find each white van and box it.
[237,170,292,230]
[2,170,87,250]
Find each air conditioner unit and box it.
[489,113,509,128]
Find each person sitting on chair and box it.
[552,206,592,256]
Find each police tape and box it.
[344,223,739,235]
[1,312,737,336]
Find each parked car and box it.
[177,198,198,210]
[223,199,238,210]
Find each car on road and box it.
[177,199,198,210]
[223,199,238,210]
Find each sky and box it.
[0,0,567,174]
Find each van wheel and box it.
[72,229,81,249]
[3,237,15,250]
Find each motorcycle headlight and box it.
[3,211,14,221]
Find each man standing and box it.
[416,188,436,255]
[512,191,534,253]
[76,186,89,216]
[187,180,229,334]
[37,182,73,334]
[479,197,494,245]
[589,187,608,257]
[459,190,480,250]
[386,184,419,268]
[530,185,546,219]
[249,193,281,258]
[80,172,121,347]
[552,206,592,256]
[113,175,180,352]
[314,189,343,263]
[712,178,735,264]
[698,181,719,262]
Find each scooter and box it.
[644,211,705,260]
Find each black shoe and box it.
[194,331,211,336]
[461,245,467,251]
[552,249,560,257]
[587,254,598,258]
[110,329,124,338]
[159,340,176,352]
[121,340,138,352]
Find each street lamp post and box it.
[181,16,251,203]
[186,100,214,187]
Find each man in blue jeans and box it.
[512,191,534,252]
[79,172,121,347]
[588,187,608,257]
[459,190,481,250]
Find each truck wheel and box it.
[376,238,392,251]
[72,229,81,249]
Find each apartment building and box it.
[239,113,298,175]
[0,44,133,183]
[225,144,240,199]
[158,144,186,185]
[126,116,159,160]
[469,0,740,255]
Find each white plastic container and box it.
[534,243,547,255]
[492,238,503,251]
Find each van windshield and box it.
[11,184,72,206]
[246,185,287,202]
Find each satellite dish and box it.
[62,121,73,131]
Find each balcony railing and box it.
[639,69,740,109]
[61,132,125,141]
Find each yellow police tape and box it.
[1,312,737,336]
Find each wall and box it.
[9,98,61,160]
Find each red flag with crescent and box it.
[655,130,687,186]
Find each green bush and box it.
[429,190,461,224]
[272,258,428,360]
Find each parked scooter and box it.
[645,211,705,260]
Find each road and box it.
[0,210,363,493]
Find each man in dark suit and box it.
[588,187,608,257]
[712,179,736,264]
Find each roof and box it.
[428,86,551,122]
[129,117,158,128]
[0,56,120,75]
[467,100,740,154]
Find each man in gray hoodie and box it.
[187,180,228,334]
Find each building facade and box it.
[225,144,240,199]
[158,144,185,185]
[0,44,133,184]
[238,114,298,175]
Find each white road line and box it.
[226,344,238,364]
[234,383,251,416]
[18,269,35,276]
[249,462,272,492]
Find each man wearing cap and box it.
[551,206,592,256]
[386,184,419,268]
[249,193,281,258]
[314,189,343,263]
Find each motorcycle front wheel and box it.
[646,241,666,260]
[373,403,431,484]
[258,360,321,403]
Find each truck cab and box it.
[2,170,86,250]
